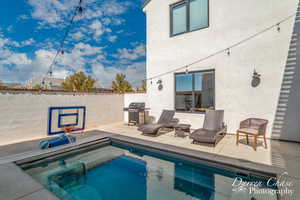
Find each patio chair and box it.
[137,110,176,135]
[236,118,268,151]
[189,110,227,146]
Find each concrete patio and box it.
[0,122,299,200]
[96,122,299,167]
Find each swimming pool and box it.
[19,140,278,200]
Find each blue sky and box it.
[0,0,146,86]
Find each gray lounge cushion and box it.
[137,124,165,134]
[138,110,176,135]
[190,110,226,145]
[190,129,218,143]
[203,110,224,131]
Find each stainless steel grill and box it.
[124,102,146,125]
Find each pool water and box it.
[21,143,278,200]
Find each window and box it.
[175,70,215,112]
[171,0,209,36]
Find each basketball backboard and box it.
[48,106,86,135]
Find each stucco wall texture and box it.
[144,0,299,139]
[0,92,124,146]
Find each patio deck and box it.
[96,123,297,166]
[0,122,299,199]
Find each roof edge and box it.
[142,0,151,9]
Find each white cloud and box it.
[0,39,105,83]
[20,38,35,46]
[71,31,84,40]
[114,43,146,61]
[89,20,104,40]
[107,35,117,42]
[92,61,146,86]
[0,34,35,48]
[18,14,29,20]
[28,0,77,26]
[100,0,133,16]
[27,0,133,27]
[0,53,31,66]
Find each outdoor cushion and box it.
[190,129,217,141]
[190,110,226,146]
[39,135,76,149]
[203,110,224,131]
[137,124,165,134]
[138,110,176,135]
[238,128,259,134]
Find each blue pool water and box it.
[56,156,146,200]
[21,143,278,200]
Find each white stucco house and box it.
[141,0,300,142]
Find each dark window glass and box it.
[172,3,187,35]
[175,70,214,112]
[171,0,208,36]
[190,0,209,31]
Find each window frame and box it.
[174,69,215,113]
[170,0,209,37]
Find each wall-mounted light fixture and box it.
[157,79,163,91]
[251,69,261,87]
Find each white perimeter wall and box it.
[0,92,123,146]
[144,0,299,138]
[124,93,148,122]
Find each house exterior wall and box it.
[144,0,299,138]
[0,91,124,146]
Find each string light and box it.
[185,66,189,74]
[277,23,281,32]
[226,48,230,56]
[145,12,296,81]
[40,0,85,86]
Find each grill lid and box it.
[129,102,145,109]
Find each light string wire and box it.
[146,12,297,82]
[41,0,84,87]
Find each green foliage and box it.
[62,72,96,92]
[32,84,44,90]
[0,81,7,89]
[111,73,133,93]
[141,80,147,92]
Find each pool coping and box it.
[0,131,294,200]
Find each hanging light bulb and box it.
[78,6,83,14]
[226,48,231,56]
[185,66,189,74]
[277,23,281,32]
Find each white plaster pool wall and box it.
[144,0,299,138]
[0,91,124,146]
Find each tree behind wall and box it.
[141,80,147,92]
[0,81,7,89]
[32,84,45,90]
[62,72,96,92]
[112,73,133,93]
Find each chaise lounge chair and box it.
[138,110,176,135]
[190,110,227,146]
